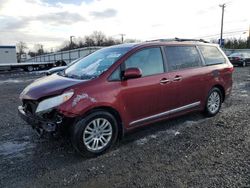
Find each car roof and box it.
[107,43,139,49]
[107,39,218,51]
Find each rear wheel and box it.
[204,87,222,117]
[71,111,118,157]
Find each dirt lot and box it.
[0,67,249,188]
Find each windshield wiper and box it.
[80,75,98,80]
[61,73,96,80]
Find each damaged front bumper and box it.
[18,106,63,137]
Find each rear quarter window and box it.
[199,46,225,65]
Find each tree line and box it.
[58,31,123,52]
[16,31,139,61]
[210,37,250,49]
[223,37,250,49]
[16,32,250,62]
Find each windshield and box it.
[63,47,130,80]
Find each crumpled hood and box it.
[20,74,84,100]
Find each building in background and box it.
[0,46,17,64]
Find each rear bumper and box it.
[18,106,58,135]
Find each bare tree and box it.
[91,31,106,46]
[16,41,28,54]
[16,41,28,62]
[124,38,141,43]
[34,43,44,55]
[57,31,139,51]
[103,37,120,46]
[84,36,95,47]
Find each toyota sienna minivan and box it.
[18,39,233,157]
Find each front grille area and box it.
[22,100,38,115]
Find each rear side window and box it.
[164,46,201,71]
[124,47,164,77]
[199,46,225,65]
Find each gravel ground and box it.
[0,67,249,188]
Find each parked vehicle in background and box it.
[18,39,233,157]
[45,66,67,76]
[0,45,59,72]
[0,46,101,72]
[228,52,250,67]
[25,46,102,65]
[45,57,82,76]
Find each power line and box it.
[196,29,248,39]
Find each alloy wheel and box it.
[83,118,113,152]
[207,91,221,114]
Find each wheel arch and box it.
[82,106,124,140]
[212,84,225,102]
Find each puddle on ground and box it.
[135,129,181,146]
[0,79,35,84]
[0,141,35,158]
[240,90,247,93]
[135,138,149,145]
[240,94,248,97]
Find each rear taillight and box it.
[228,66,234,73]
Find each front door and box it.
[118,47,177,127]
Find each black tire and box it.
[204,87,222,117]
[70,111,118,157]
[26,66,33,72]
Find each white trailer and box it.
[0,46,102,72]
[25,46,102,65]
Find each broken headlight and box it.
[36,91,74,113]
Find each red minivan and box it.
[18,39,233,156]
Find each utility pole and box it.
[119,34,126,43]
[70,36,75,49]
[219,4,226,47]
[247,25,250,48]
[248,25,250,42]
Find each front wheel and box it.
[204,88,222,117]
[242,61,246,67]
[70,111,118,157]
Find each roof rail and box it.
[146,38,209,43]
[174,38,209,43]
[145,38,176,42]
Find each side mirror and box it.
[123,67,142,80]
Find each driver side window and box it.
[124,47,164,77]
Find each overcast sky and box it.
[0,0,249,50]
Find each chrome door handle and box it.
[160,78,170,84]
[173,76,182,81]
